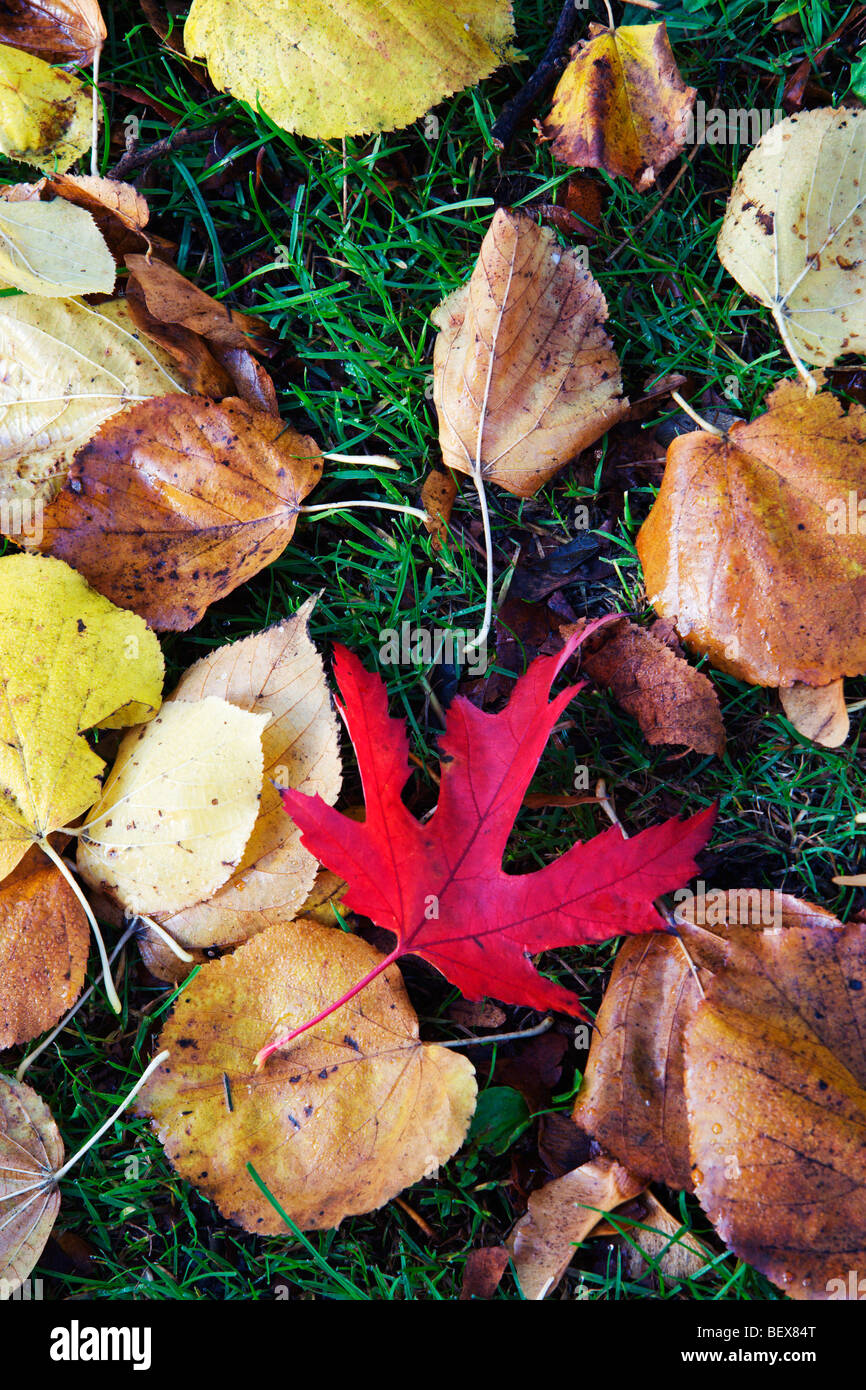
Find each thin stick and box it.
[107,123,220,180]
[137,914,195,964]
[51,1051,170,1184]
[671,391,725,436]
[254,949,401,1068]
[16,924,137,1083]
[435,1015,553,1048]
[491,0,580,150]
[298,500,429,521]
[90,48,100,178]
[37,838,121,1015]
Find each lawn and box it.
[4,0,865,1302]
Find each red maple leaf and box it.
[257,631,714,1065]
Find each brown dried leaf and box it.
[421,465,458,550]
[44,173,151,260]
[0,847,88,1048]
[541,23,695,191]
[637,378,866,687]
[38,395,322,631]
[137,919,477,1232]
[0,1075,62,1295]
[460,1245,510,1300]
[572,924,725,1190]
[431,208,628,498]
[780,679,849,748]
[0,1,105,65]
[507,1155,645,1299]
[565,616,726,756]
[685,914,866,1299]
[599,1190,713,1284]
[151,601,341,952]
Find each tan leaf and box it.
[76,697,269,917]
[572,924,725,1190]
[507,1155,645,1300]
[564,616,726,756]
[685,914,866,1300]
[598,1190,713,1284]
[0,2,105,64]
[125,255,276,404]
[717,107,866,382]
[151,602,342,951]
[780,679,849,748]
[0,41,94,173]
[38,395,323,630]
[0,295,184,507]
[432,209,628,498]
[0,847,89,1048]
[541,22,696,190]
[636,378,866,687]
[44,173,151,260]
[0,1075,62,1295]
[183,0,516,140]
[0,195,114,296]
[137,919,477,1232]
[421,465,458,551]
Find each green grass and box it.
[3,0,865,1301]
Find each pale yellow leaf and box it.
[77,698,270,916]
[0,195,114,295]
[0,1074,62,1296]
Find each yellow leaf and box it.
[152,599,341,951]
[0,553,163,881]
[0,195,114,295]
[0,295,184,507]
[717,107,866,385]
[137,919,477,1231]
[541,22,696,191]
[0,41,94,173]
[77,698,270,916]
[184,0,516,139]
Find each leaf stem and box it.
[37,837,121,1014]
[51,1051,170,1184]
[90,48,100,179]
[771,307,819,395]
[671,391,725,436]
[137,914,194,963]
[254,949,402,1069]
[322,453,400,471]
[298,500,428,522]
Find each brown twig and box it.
[107,123,220,180]
[490,0,580,151]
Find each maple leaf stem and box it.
[16,923,138,1083]
[36,837,122,1015]
[254,948,403,1069]
[51,1050,170,1185]
[771,307,819,396]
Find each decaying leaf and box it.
[0,847,89,1048]
[0,1074,62,1295]
[717,107,866,384]
[0,1,105,65]
[0,554,163,881]
[76,698,269,917]
[138,919,477,1232]
[685,915,866,1300]
[0,295,183,507]
[183,0,516,140]
[148,603,342,952]
[38,395,323,630]
[779,679,849,748]
[432,209,628,498]
[421,465,458,551]
[44,173,153,260]
[564,616,726,756]
[595,1190,713,1285]
[541,22,696,191]
[636,378,866,688]
[572,923,726,1190]
[507,1155,645,1300]
[0,194,114,295]
[0,41,94,172]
